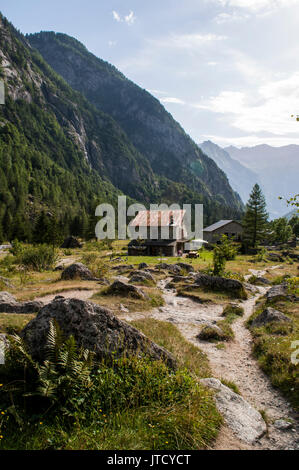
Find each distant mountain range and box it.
[225,144,299,219]
[199,141,259,205]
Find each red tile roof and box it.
[129,210,186,227]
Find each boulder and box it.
[197,325,227,341]
[266,284,288,302]
[244,282,260,294]
[129,273,155,284]
[156,263,181,274]
[138,262,148,270]
[175,262,194,273]
[61,236,82,249]
[200,378,266,444]
[251,307,291,327]
[274,419,293,430]
[129,270,154,281]
[21,297,176,369]
[61,263,96,281]
[194,274,246,299]
[253,277,270,285]
[0,292,17,303]
[105,280,147,299]
[111,264,134,273]
[0,292,43,314]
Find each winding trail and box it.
[119,275,298,450]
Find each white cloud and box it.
[160,97,186,105]
[150,33,227,51]
[212,0,299,13]
[125,11,137,25]
[194,72,299,137]
[214,11,250,23]
[112,10,136,25]
[108,40,117,47]
[112,11,121,22]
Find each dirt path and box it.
[120,275,298,450]
[34,289,97,304]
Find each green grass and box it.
[0,313,35,335]
[131,318,211,378]
[248,296,299,410]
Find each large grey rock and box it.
[0,292,17,303]
[194,274,246,298]
[138,262,148,270]
[156,263,181,274]
[105,280,147,299]
[0,291,43,314]
[129,270,155,283]
[111,264,134,273]
[61,263,96,281]
[21,297,176,369]
[175,262,194,273]
[200,378,266,444]
[61,236,82,249]
[251,307,291,327]
[266,284,288,302]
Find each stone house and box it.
[128,210,188,256]
[203,220,243,244]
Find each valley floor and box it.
[0,245,298,450]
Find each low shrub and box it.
[17,245,58,271]
[222,304,244,317]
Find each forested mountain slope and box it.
[28,32,243,216]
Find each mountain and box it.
[0,13,244,242]
[28,32,243,218]
[199,141,259,204]
[226,144,299,219]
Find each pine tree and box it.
[243,184,268,248]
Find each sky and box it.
[1,0,299,148]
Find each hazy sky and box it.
[2,0,299,147]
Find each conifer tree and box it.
[243,184,268,248]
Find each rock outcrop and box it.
[21,297,176,368]
[266,284,289,302]
[194,274,247,299]
[105,280,147,299]
[200,378,266,444]
[251,307,291,327]
[61,236,82,249]
[61,263,96,281]
[0,292,43,314]
[129,270,155,284]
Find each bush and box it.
[222,304,244,317]
[17,244,58,271]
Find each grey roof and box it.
[203,220,241,232]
